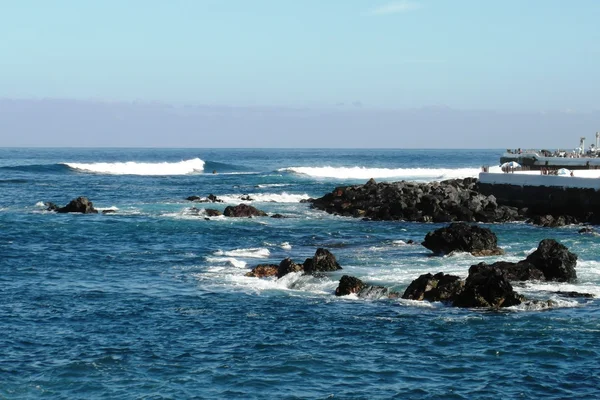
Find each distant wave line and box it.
[279,166,490,180]
[64,158,205,176]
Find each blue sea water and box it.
[1,148,599,399]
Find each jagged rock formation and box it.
[47,197,98,214]
[310,178,523,223]
[401,239,578,308]
[246,248,342,279]
[422,223,504,256]
[223,204,267,217]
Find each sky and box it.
[1,0,599,147]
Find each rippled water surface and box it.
[1,148,599,399]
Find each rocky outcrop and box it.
[335,275,397,299]
[471,239,577,282]
[310,178,524,223]
[186,194,223,203]
[422,223,504,256]
[401,268,522,308]
[245,248,342,279]
[452,266,524,308]
[205,209,222,217]
[50,197,98,214]
[335,275,366,296]
[402,239,577,308]
[528,214,578,228]
[245,264,279,278]
[401,272,464,302]
[524,239,577,282]
[303,248,342,273]
[277,258,304,278]
[223,204,267,218]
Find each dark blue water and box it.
[1,148,599,399]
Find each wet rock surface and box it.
[223,204,267,217]
[48,197,98,214]
[310,178,595,226]
[402,238,578,308]
[245,264,279,278]
[422,223,504,256]
[310,178,524,223]
[335,275,397,299]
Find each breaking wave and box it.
[214,248,271,258]
[64,158,205,175]
[279,166,483,181]
[218,192,310,203]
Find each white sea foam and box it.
[96,206,119,212]
[204,256,247,269]
[64,158,205,175]
[279,166,481,181]
[263,241,292,250]
[219,192,310,203]
[214,248,270,258]
[35,201,45,207]
[256,183,290,188]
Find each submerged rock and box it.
[422,222,504,256]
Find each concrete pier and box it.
[478,172,600,217]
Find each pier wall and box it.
[478,173,600,216]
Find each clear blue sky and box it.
[1,0,598,111]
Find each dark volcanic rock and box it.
[468,239,577,282]
[277,258,304,278]
[207,194,222,202]
[578,226,595,234]
[310,178,526,224]
[303,248,342,274]
[529,214,578,227]
[102,209,116,214]
[56,197,98,214]
[453,266,523,308]
[469,261,545,282]
[245,264,279,278]
[186,194,223,203]
[270,213,285,218]
[223,204,267,217]
[524,239,577,282]
[45,202,59,211]
[402,272,464,302]
[422,223,504,256]
[335,275,366,296]
[205,209,222,217]
[335,275,395,299]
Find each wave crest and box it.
[64,158,205,175]
[279,166,481,181]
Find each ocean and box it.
[1,148,599,399]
